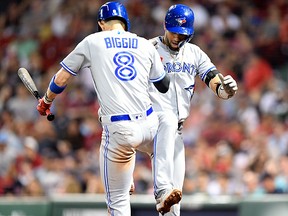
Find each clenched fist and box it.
[37,98,51,116]
[218,74,238,97]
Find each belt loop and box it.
[178,121,184,131]
[146,106,153,116]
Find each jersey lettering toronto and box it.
[104,37,138,49]
[164,62,196,75]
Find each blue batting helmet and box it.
[98,1,130,31]
[165,4,195,46]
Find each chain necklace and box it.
[161,36,185,63]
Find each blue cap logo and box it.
[176,18,186,26]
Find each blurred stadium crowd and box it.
[0,0,288,197]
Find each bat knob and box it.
[45,109,55,121]
[47,113,55,121]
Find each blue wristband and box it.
[49,75,66,94]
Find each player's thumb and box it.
[218,73,225,84]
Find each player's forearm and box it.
[54,68,71,86]
[208,75,221,94]
[154,74,170,93]
[44,68,71,103]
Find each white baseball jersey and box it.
[149,36,217,216]
[149,36,216,121]
[59,30,167,216]
[60,30,166,116]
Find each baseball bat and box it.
[17,67,55,121]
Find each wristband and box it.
[44,92,53,104]
[49,75,66,94]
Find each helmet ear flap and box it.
[178,33,194,48]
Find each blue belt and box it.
[110,107,153,122]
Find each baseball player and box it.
[36,2,173,216]
[149,4,238,215]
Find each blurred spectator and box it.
[33,118,58,155]
[214,141,233,175]
[0,133,16,177]
[186,0,210,31]
[243,53,273,96]
[58,171,82,194]
[184,170,210,195]
[6,85,38,123]
[275,156,288,193]
[210,2,241,35]
[242,170,263,196]
[258,77,287,115]
[22,179,44,196]
[267,121,288,159]
[81,168,104,194]
[50,4,72,38]
[236,93,260,135]
[254,4,283,67]
[56,139,74,158]
[0,85,12,112]
[62,119,84,151]
[0,128,22,154]
[79,116,102,151]
[260,172,285,194]
[133,163,153,194]
[35,152,65,196]
[182,177,196,195]
[206,173,234,196]
[16,160,37,192]
[14,136,42,173]
[50,100,71,140]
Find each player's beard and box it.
[163,35,180,52]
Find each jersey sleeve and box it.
[148,43,166,82]
[60,37,91,76]
[195,47,217,82]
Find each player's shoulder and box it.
[185,42,206,53]
[83,32,100,41]
[149,36,161,47]
[185,42,200,49]
[88,30,123,38]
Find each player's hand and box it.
[218,74,238,97]
[37,98,52,116]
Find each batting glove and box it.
[37,98,52,116]
[218,74,238,97]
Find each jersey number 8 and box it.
[113,51,136,81]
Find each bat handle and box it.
[46,109,55,121]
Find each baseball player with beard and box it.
[149,4,238,215]
[36,2,173,216]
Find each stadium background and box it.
[0,0,288,215]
